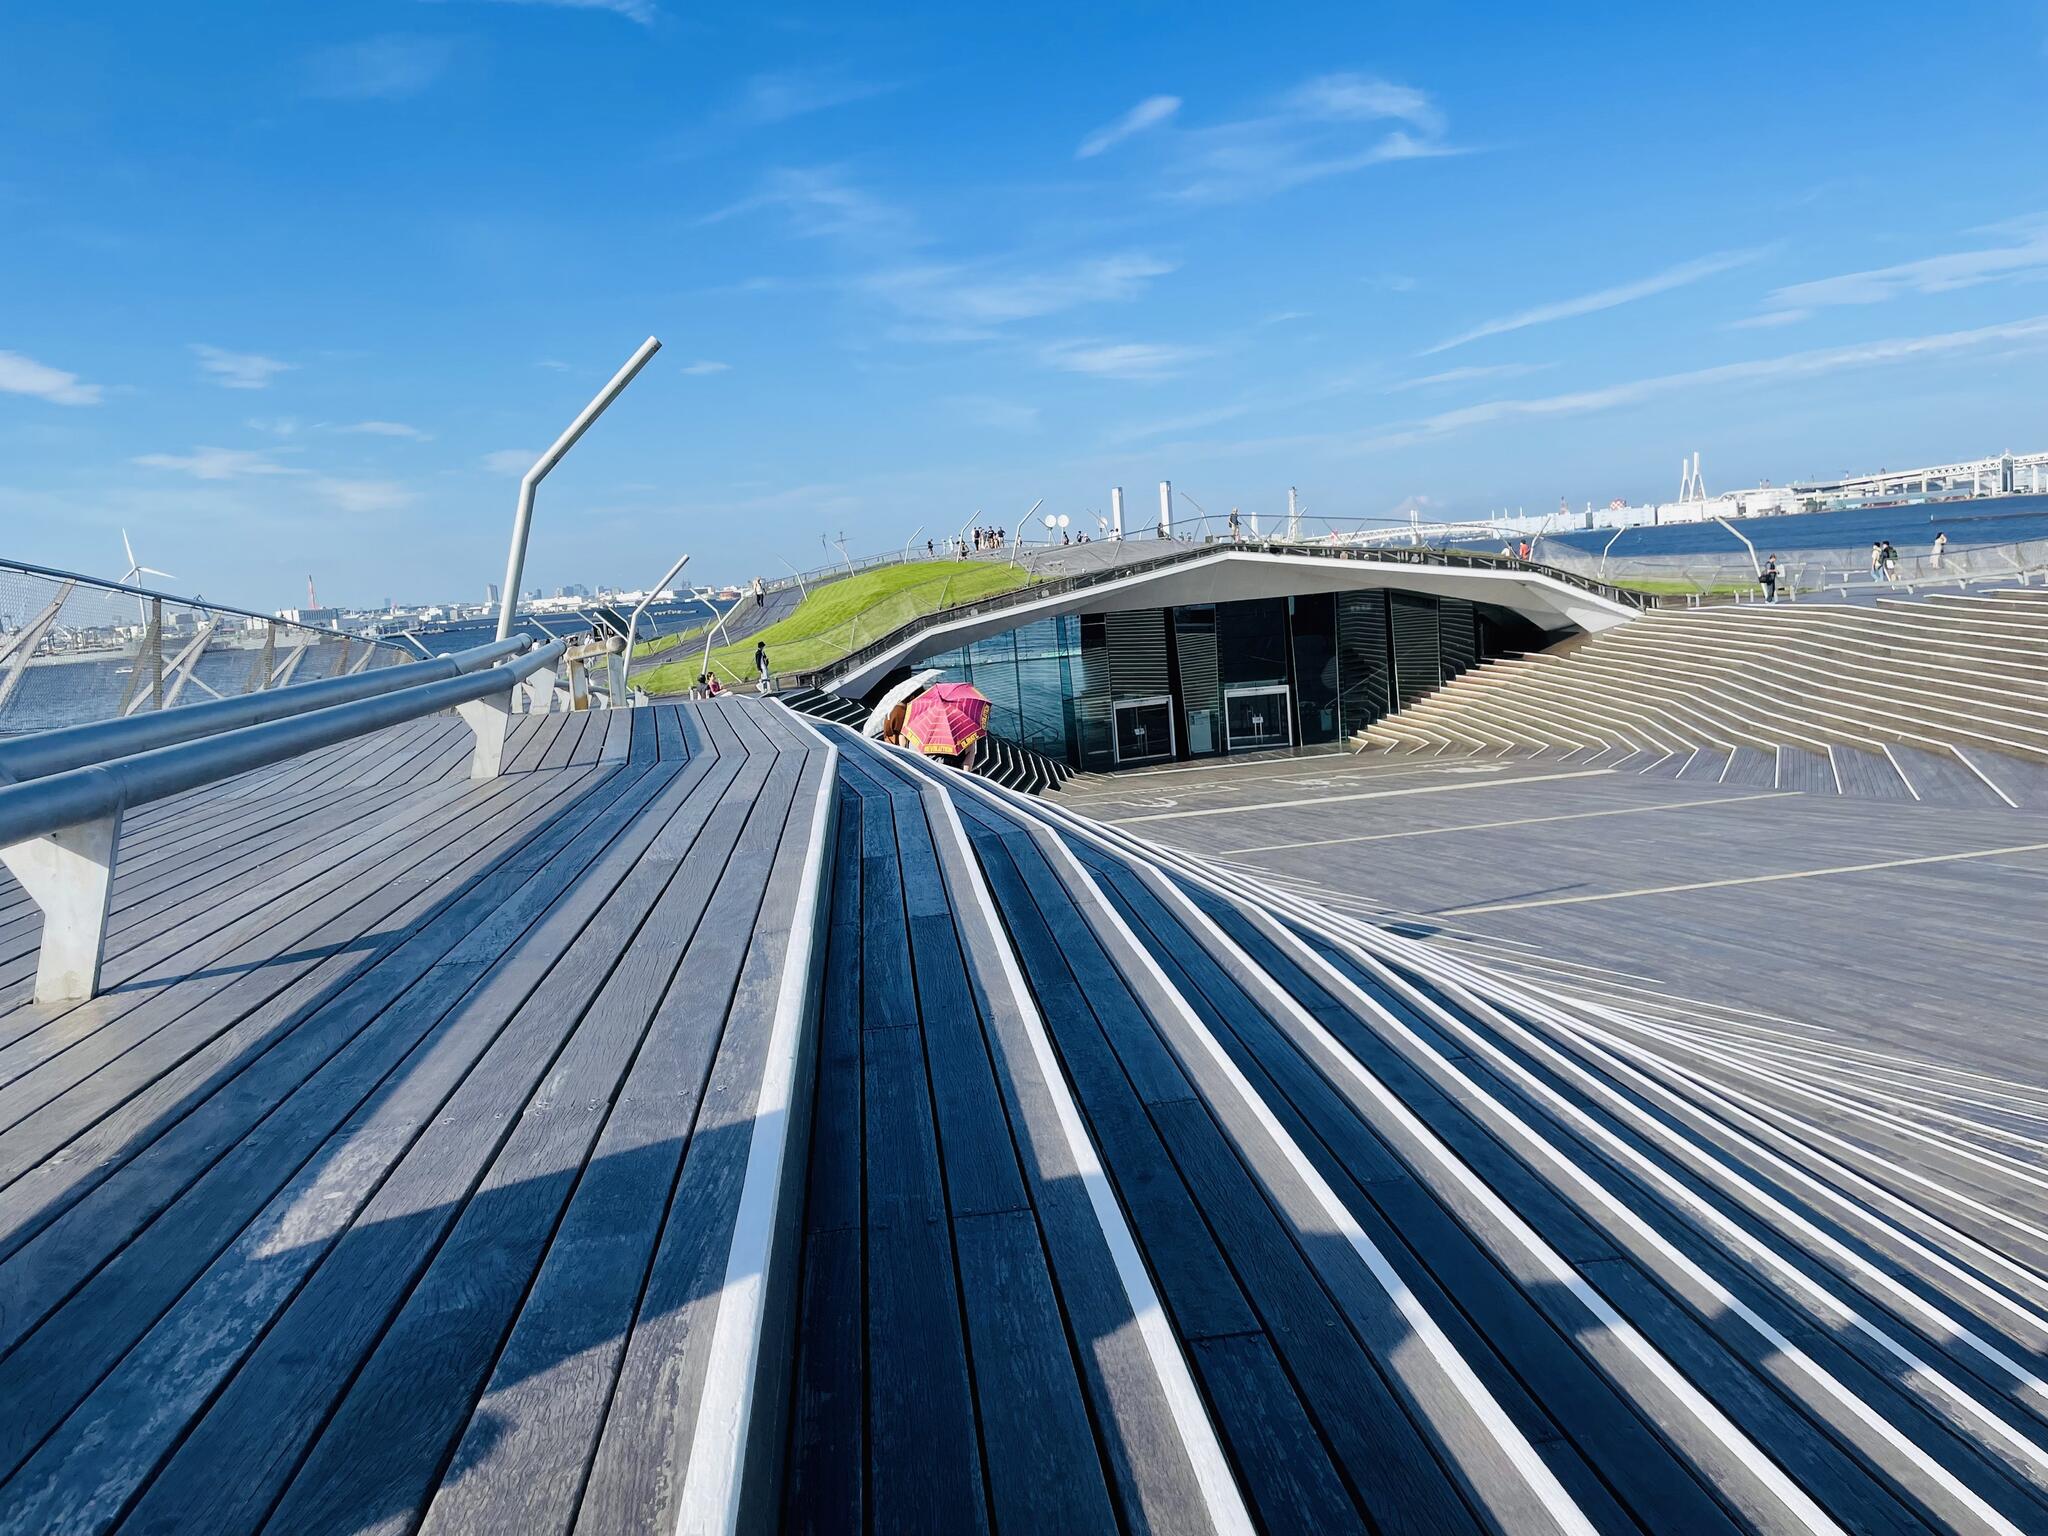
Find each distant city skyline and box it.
[5,2,2048,611]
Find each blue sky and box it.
[4,1,2048,609]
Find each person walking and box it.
[754,640,770,688]
[926,538,934,558]
[1759,555,1780,604]
[1881,540,1900,582]
[1870,541,1884,581]
[1228,507,1242,542]
[1931,531,1948,571]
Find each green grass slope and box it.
[639,560,1034,694]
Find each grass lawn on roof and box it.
[639,559,1035,693]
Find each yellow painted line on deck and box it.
[1221,791,1796,854]
[1444,839,2048,915]
[1105,768,1615,824]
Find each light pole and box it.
[618,552,690,705]
[903,524,925,559]
[773,553,809,601]
[496,336,662,641]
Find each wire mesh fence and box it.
[0,559,416,739]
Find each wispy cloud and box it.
[864,252,1174,340]
[305,34,454,101]
[0,350,102,406]
[192,343,293,391]
[700,166,912,247]
[679,360,731,375]
[1166,72,1459,205]
[313,477,416,513]
[1423,248,1764,354]
[1387,362,1553,391]
[957,397,1042,433]
[1748,224,2048,323]
[338,419,433,440]
[731,66,892,125]
[134,446,300,480]
[1076,95,1181,159]
[1037,338,1209,381]
[1361,314,2048,451]
[423,0,657,25]
[481,448,536,474]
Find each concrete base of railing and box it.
[2,812,119,1003]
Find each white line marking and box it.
[1107,768,1615,824]
[1030,827,1599,1536]
[1217,792,1794,854]
[916,762,1255,1535]
[679,740,837,1536]
[1442,839,2048,914]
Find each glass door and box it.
[1223,684,1291,752]
[1112,696,1176,764]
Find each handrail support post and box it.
[2,813,121,1002]
[456,691,514,780]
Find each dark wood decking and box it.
[4,703,2046,1533]
[0,700,833,1536]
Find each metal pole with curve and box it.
[496,335,663,641]
[618,552,690,707]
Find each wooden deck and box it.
[0,700,834,1536]
[4,701,2047,1532]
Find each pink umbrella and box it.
[902,682,991,756]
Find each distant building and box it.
[274,606,340,628]
[486,582,500,605]
[555,582,591,600]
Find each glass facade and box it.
[916,588,1548,771]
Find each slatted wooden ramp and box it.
[0,698,836,1536]
[7,696,2047,1533]
[790,723,2048,1536]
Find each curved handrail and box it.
[786,539,1650,689]
[0,636,531,785]
[0,639,565,848]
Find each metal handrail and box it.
[0,639,565,848]
[0,636,530,785]
[0,553,411,654]
[787,540,1650,688]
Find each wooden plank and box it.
[261,751,796,1535]
[87,747,785,1534]
[0,755,725,1500]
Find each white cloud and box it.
[958,397,1041,432]
[0,349,102,405]
[481,448,537,474]
[1359,314,2048,452]
[1423,248,1764,354]
[313,477,416,513]
[134,446,301,480]
[306,34,454,100]
[1038,339,1209,380]
[732,66,892,125]
[700,166,912,246]
[1076,95,1181,159]
[1387,362,1553,391]
[423,0,657,24]
[246,416,302,436]
[1749,225,2048,321]
[338,419,433,440]
[864,252,1174,337]
[1282,75,1443,135]
[679,360,731,375]
[192,343,293,390]
[1167,72,1459,205]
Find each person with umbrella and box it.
[902,681,991,772]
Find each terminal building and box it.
[833,545,1640,770]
